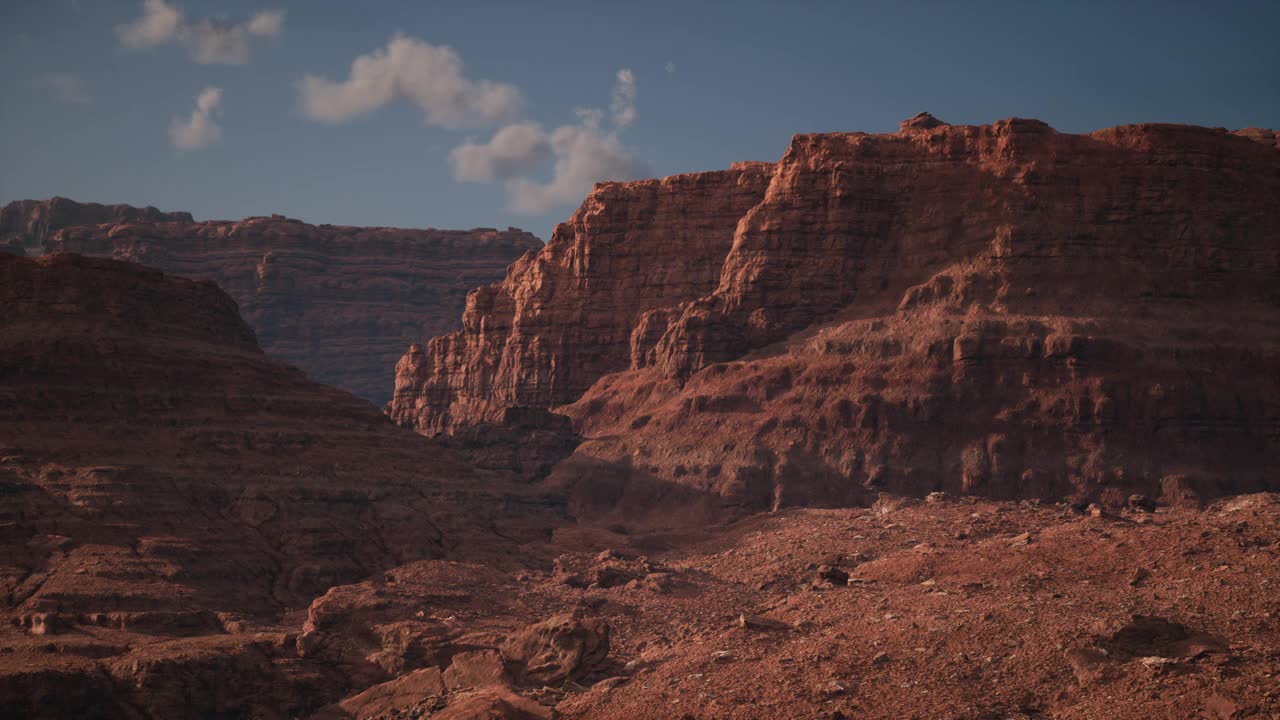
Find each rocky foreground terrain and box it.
[1,115,1277,719]
[2,198,541,404]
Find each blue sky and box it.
[2,1,1277,241]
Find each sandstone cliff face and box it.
[45,213,541,405]
[388,162,774,434]
[0,196,192,251]
[636,118,1280,377]
[0,253,558,719]
[394,116,1280,513]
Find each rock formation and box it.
[40,208,540,405]
[0,253,559,719]
[0,196,192,251]
[391,116,1280,514]
[388,162,774,433]
[1235,126,1279,148]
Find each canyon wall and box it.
[39,209,540,405]
[387,162,774,434]
[0,253,559,718]
[393,115,1280,514]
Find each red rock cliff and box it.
[45,212,541,405]
[387,162,774,434]
[393,115,1280,511]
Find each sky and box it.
[2,1,1278,242]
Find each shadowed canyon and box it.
[2,115,1278,720]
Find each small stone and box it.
[1127,494,1157,513]
[926,491,948,503]
[1206,693,1240,720]
[739,613,790,631]
[711,651,735,663]
[1130,568,1152,587]
[1009,532,1033,546]
[872,652,890,664]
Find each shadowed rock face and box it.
[37,208,541,405]
[0,197,193,251]
[0,253,559,719]
[392,117,1280,513]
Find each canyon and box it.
[390,115,1280,519]
[4,252,1277,720]
[0,253,567,719]
[0,114,1277,720]
[2,199,541,405]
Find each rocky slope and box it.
[270,491,1280,720]
[41,210,541,405]
[547,493,1280,720]
[391,115,1280,515]
[0,253,561,719]
[0,197,192,251]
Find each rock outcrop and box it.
[393,116,1280,513]
[1235,126,1279,148]
[0,253,558,719]
[0,196,192,251]
[39,209,541,405]
[388,162,774,434]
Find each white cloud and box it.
[299,34,521,128]
[117,0,283,65]
[246,10,284,37]
[118,0,181,49]
[509,122,645,214]
[611,68,637,129]
[665,61,676,74]
[46,73,91,104]
[170,87,223,150]
[453,69,646,214]
[450,123,552,182]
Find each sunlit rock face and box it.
[394,117,1280,514]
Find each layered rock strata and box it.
[388,162,775,433]
[39,208,540,404]
[0,253,558,719]
[0,196,192,251]
[392,116,1280,513]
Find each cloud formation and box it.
[117,0,283,65]
[611,68,637,129]
[299,34,521,128]
[451,70,646,214]
[46,73,91,104]
[450,123,552,182]
[509,118,645,214]
[170,87,223,150]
